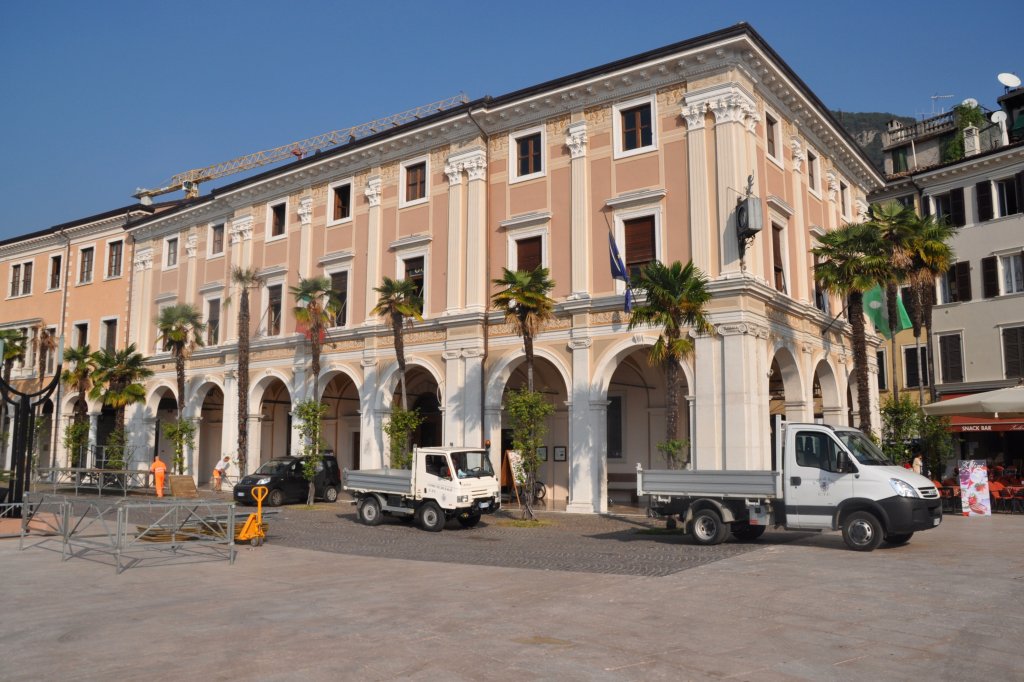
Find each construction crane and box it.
[132,93,469,203]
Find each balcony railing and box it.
[885,112,956,146]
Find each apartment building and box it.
[3,24,882,512]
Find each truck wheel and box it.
[883,532,914,546]
[731,523,767,542]
[358,496,382,526]
[458,514,481,528]
[417,502,445,532]
[323,486,339,503]
[267,488,284,507]
[841,511,883,551]
[689,509,728,545]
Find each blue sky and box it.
[1,1,1021,240]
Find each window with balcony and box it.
[938,333,964,383]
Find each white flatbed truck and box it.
[343,447,500,531]
[637,423,943,551]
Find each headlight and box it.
[457,495,468,503]
[889,478,920,498]
[256,477,271,485]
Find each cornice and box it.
[388,233,432,251]
[499,211,551,231]
[605,188,667,210]
[318,249,355,268]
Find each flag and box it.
[608,232,632,312]
[863,285,911,339]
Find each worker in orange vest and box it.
[151,454,168,498]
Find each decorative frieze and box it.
[298,196,313,225]
[715,322,769,338]
[565,121,587,159]
[790,136,804,172]
[826,170,839,201]
[185,234,198,259]
[133,248,153,271]
[364,176,382,207]
[230,215,253,244]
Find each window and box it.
[107,240,123,278]
[210,223,225,255]
[807,150,818,192]
[1004,326,1024,379]
[613,96,657,158]
[74,322,88,349]
[771,223,786,293]
[9,264,21,297]
[813,254,830,315]
[266,284,282,336]
[876,350,887,391]
[892,146,909,174]
[938,334,964,383]
[330,182,352,223]
[929,188,965,227]
[996,177,1021,218]
[513,131,543,179]
[939,261,972,303]
[904,347,930,388]
[840,182,850,218]
[165,238,178,268]
[42,327,56,376]
[624,216,656,279]
[404,161,427,203]
[606,396,623,459]
[620,104,652,151]
[14,327,29,368]
[794,431,844,473]
[10,261,33,296]
[207,299,220,345]
[329,272,348,327]
[102,319,117,353]
[403,257,425,314]
[1000,253,1024,294]
[269,202,287,238]
[765,112,779,160]
[515,236,542,273]
[48,255,62,290]
[79,247,94,284]
[895,195,914,209]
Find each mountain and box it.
[832,111,916,174]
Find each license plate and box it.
[237,492,244,497]
[932,517,940,526]
[479,501,490,509]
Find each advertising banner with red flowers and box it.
[958,460,991,516]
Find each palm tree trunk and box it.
[175,353,186,418]
[393,313,408,410]
[665,353,680,469]
[524,334,535,393]
[237,289,250,474]
[923,286,937,402]
[886,282,900,401]
[310,327,321,401]
[848,292,873,434]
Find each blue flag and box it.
[608,232,632,312]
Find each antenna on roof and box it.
[997,72,1021,91]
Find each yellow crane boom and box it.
[133,93,469,202]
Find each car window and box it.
[794,432,845,473]
[254,460,291,475]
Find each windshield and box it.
[836,431,893,466]
[450,451,494,479]
[254,460,293,475]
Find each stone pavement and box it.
[1,505,1022,681]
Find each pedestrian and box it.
[150,454,168,498]
[912,452,923,476]
[213,456,230,492]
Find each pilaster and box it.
[298,194,313,278]
[364,175,383,325]
[566,121,590,299]
[442,349,462,445]
[444,157,465,314]
[790,135,810,302]
[463,151,487,312]
[567,334,596,513]
[359,355,382,468]
[682,104,712,273]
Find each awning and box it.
[948,415,1024,433]
[922,385,1024,419]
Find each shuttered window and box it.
[945,261,972,302]
[938,334,964,383]
[981,256,999,298]
[624,216,655,279]
[267,285,282,336]
[207,299,220,345]
[330,272,348,327]
[516,133,542,177]
[621,104,652,151]
[405,163,426,202]
[876,350,887,390]
[772,224,786,293]
[904,347,930,388]
[949,187,966,227]
[515,236,542,273]
[332,183,351,221]
[976,181,993,222]
[403,257,425,313]
[1003,326,1024,379]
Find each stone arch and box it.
[316,363,363,401]
[251,371,294,465]
[591,334,695,401]
[484,346,572,410]
[184,377,225,418]
[812,356,843,425]
[145,382,178,415]
[769,344,806,422]
[375,356,445,412]
[248,369,293,411]
[319,366,362,471]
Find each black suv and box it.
[234,454,341,507]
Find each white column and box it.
[463,151,487,313]
[87,411,100,467]
[185,231,198,305]
[364,176,383,325]
[567,335,596,513]
[444,159,464,314]
[359,356,382,468]
[692,333,721,469]
[789,136,810,302]
[717,323,770,470]
[462,348,484,447]
[683,105,712,273]
[221,371,238,462]
[298,195,313,278]
[590,399,609,514]
[483,406,502,485]
[187,416,201,477]
[245,415,261,473]
[227,215,254,343]
[442,349,462,446]
[566,121,590,299]
[130,248,153,354]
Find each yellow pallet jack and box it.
[237,486,268,546]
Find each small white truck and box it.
[343,447,500,531]
[637,422,943,551]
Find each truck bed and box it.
[637,468,779,499]
[343,468,414,496]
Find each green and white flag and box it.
[863,285,911,339]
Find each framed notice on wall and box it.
[553,446,566,462]
[537,446,547,462]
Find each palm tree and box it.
[813,223,890,433]
[34,325,58,389]
[90,344,153,432]
[61,344,97,425]
[231,267,260,474]
[864,201,915,400]
[291,276,339,399]
[491,267,557,393]
[0,329,27,451]
[156,304,206,417]
[372,277,423,410]
[905,215,957,403]
[627,260,712,468]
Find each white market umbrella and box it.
[922,384,1024,419]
